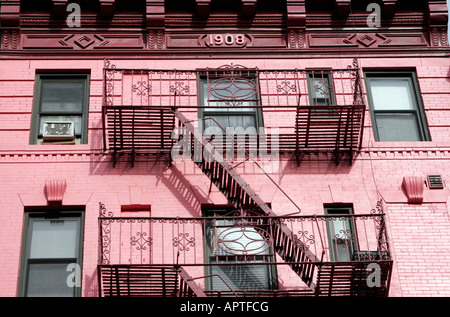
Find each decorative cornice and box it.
[241,0,257,18]
[306,15,426,27]
[334,0,351,19]
[146,0,165,28]
[286,0,306,27]
[100,0,116,17]
[196,0,211,18]
[20,17,144,27]
[18,15,427,29]
[428,0,449,27]
[382,0,398,18]
[52,0,69,16]
[0,0,20,28]
[165,17,284,26]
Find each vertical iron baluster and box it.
[362,216,370,261]
[319,71,326,106]
[129,219,132,265]
[130,70,134,106]
[339,70,345,107]
[159,71,162,107]
[311,71,317,105]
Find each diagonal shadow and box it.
[157,163,223,218]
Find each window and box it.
[325,206,357,262]
[199,71,262,134]
[18,210,84,297]
[307,71,335,106]
[365,72,429,141]
[203,209,277,292]
[30,74,90,144]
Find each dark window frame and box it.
[307,71,336,106]
[18,208,85,297]
[364,70,430,142]
[324,205,357,262]
[30,73,90,145]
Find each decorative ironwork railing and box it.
[103,59,364,111]
[98,203,390,267]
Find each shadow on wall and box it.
[88,116,171,176]
[83,269,98,297]
[156,164,218,218]
[280,153,355,176]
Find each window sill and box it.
[362,140,447,150]
[2,143,95,154]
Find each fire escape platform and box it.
[315,261,393,296]
[97,206,393,297]
[102,105,176,165]
[97,261,393,297]
[102,60,366,166]
[98,265,180,297]
[103,104,365,165]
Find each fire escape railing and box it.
[98,205,391,267]
[101,59,365,166]
[98,202,392,297]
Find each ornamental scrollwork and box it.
[173,233,195,252]
[132,80,151,97]
[131,232,152,251]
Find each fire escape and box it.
[99,59,393,297]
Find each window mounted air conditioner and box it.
[42,121,75,141]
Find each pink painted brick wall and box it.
[1,57,450,296]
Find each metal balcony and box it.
[97,202,392,297]
[102,59,365,166]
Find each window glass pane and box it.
[309,75,333,105]
[211,263,269,291]
[326,208,355,262]
[369,79,415,110]
[201,76,261,134]
[41,81,84,113]
[213,222,270,256]
[26,263,74,297]
[204,215,274,291]
[204,115,257,132]
[203,80,258,111]
[39,115,82,135]
[30,220,78,259]
[375,113,421,141]
[328,217,351,237]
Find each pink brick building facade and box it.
[1,0,449,297]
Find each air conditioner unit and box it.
[42,121,75,141]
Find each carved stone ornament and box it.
[402,176,424,204]
[45,179,67,203]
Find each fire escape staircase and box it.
[173,110,321,292]
[99,106,391,297]
[170,110,391,297]
[99,61,391,297]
